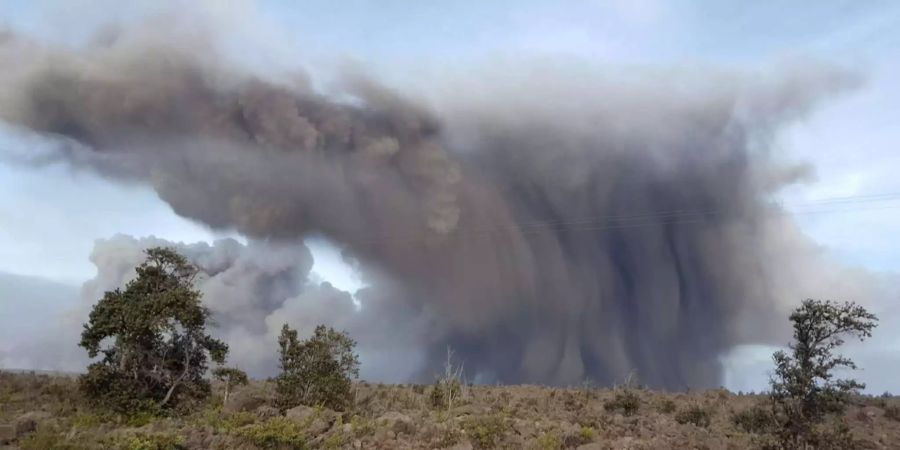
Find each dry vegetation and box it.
[2,371,899,449]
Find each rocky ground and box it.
[1,371,899,449]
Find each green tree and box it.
[275,324,359,411]
[79,247,228,415]
[769,299,877,448]
[212,367,249,407]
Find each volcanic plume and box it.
[0,30,860,388]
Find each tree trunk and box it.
[160,342,193,408]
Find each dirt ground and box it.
[1,371,899,449]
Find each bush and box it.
[560,426,594,447]
[113,432,185,450]
[656,398,676,414]
[194,407,257,433]
[732,405,776,434]
[803,420,857,450]
[232,417,308,449]
[275,324,359,411]
[429,380,446,408]
[532,430,562,450]
[462,414,507,449]
[604,390,640,416]
[579,426,594,441]
[885,405,900,422]
[675,405,712,428]
[431,347,466,410]
[19,427,92,450]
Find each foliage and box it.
[731,405,776,434]
[578,426,594,442]
[800,420,857,450]
[657,398,677,414]
[19,427,93,450]
[769,299,877,448]
[604,390,640,416]
[72,411,114,429]
[212,367,249,407]
[232,417,308,449]
[431,347,466,410]
[885,405,900,422]
[113,432,185,450]
[78,247,228,415]
[532,430,562,449]
[429,379,446,408]
[559,426,595,447]
[275,324,360,411]
[462,414,508,449]
[194,406,257,433]
[675,405,712,428]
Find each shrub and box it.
[803,420,857,450]
[436,426,464,447]
[232,417,308,449]
[884,405,900,422]
[113,432,185,450]
[72,411,114,429]
[579,426,594,441]
[561,426,594,447]
[431,347,466,410]
[732,405,776,434]
[532,430,562,449]
[462,414,507,449]
[19,427,92,450]
[656,398,676,414]
[78,247,228,416]
[429,380,446,408]
[675,405,712,428]
[275,324,359,411]
[195,407,257,433]
[604,390,640,416]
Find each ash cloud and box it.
[0,30,864,388]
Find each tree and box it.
[769,299,877,448]
[79,247,228,414]
[431,346,465,410]
[213,367,249,407]
[275,324,359,411]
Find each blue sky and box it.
[1,0,899,390]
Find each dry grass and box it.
[2,371,899,449]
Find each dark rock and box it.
[0,424,14,445]
[254,405,279,419]
[223,391,268,413]
[285,405,336,435]
[377,411,415,435]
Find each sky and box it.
[1,0,899,391]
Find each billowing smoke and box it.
[0,30,862,388]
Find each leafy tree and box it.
[275,324,359,411]
[769,299,877,448]
[79,247,228,415]
[213,367,249,407]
